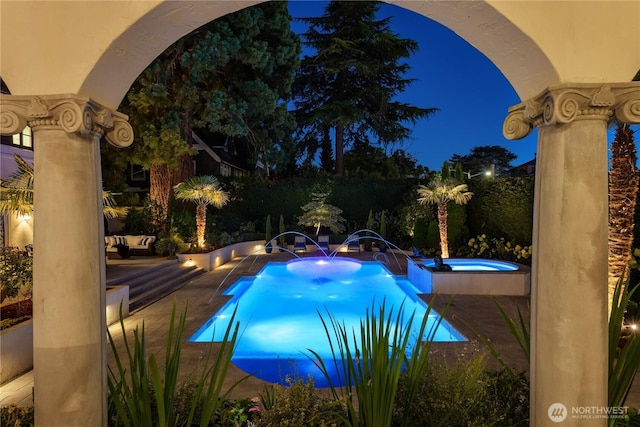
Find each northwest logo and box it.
[548,403,568,422]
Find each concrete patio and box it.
[2,251,639,413]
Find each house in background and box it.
[511,156,536,176]
[121,130,255,198]
[192,131,255,178]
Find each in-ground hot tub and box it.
[408,258,530,296]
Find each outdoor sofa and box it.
[105,235,156,257]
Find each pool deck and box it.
[2,250,639,410]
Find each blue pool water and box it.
[189,257,466,386]
[420,258,519,271]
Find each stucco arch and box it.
[3,1,638,108]
[77,0,563,107]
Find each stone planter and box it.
[176,240,265,272]
[0,319,32,385]
[0,286,129,385]
[106,285,129,326]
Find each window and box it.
[130,164,147,181]
[10,126,33,149]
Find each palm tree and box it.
[173,175,229,249]
[416,180,473,258]
[606,70,640,312]
[1,154,121,218]
[608,123,638,310]
[0,154,34,216]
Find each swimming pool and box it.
[189,257,466,387]
[408,258,531,295]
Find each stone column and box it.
[0,94,132,426]
[504,83,640,426]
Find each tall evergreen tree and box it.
[106,2,300,224]
[319,126,334,173]
[293,1,437,176]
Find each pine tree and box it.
[107,2,300,224]
[319,127,334,173]
[293,1,437,175]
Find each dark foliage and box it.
[466,177,534,245]
[218,176,416,237]
[449,145,517,177]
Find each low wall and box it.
[106,285,129,326]
[177,240,265,272]
[0,319,32,385]
[0,286,129,385]
[408,258,530,296]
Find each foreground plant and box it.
[493,298,530,363]
[608,270,640,417]
[309,297,450,427]
[107,301,244,426]
[258,376,346,426]
[472,271,640,426]
[394,354,529,426]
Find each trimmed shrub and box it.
[425,220,440,250]
[447,202,470,255]
[413,218,429,249]
[218,176,417,237]
[467,177,534,245]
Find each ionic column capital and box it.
[503,83,640,140]
[0,94,133,147]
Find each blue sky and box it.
[287,1,539,172]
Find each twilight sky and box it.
[287,1,540,172]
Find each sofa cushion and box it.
[140,236,153,246]
[123,235,156,249]
[125,235,140,247]
[106,235,155,253]
[106,235,128,247]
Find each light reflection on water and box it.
[189,257,466,386]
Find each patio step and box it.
[106,260,179,287]
[108,261,205,313]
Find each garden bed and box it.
[177,240,264,271]
[0,299,32,330]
